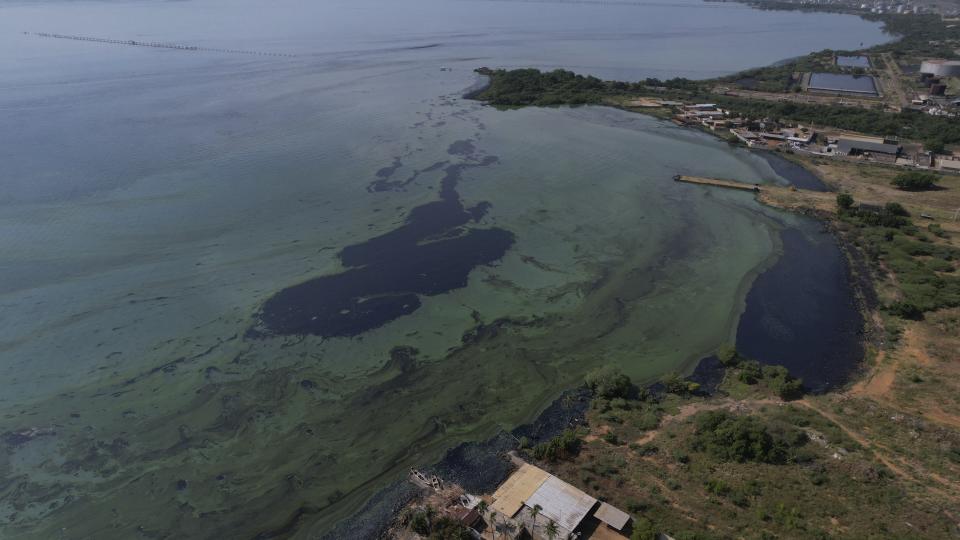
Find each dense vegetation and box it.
[471,68,702,107]
[717,346,805,399]
[471,68,609,106]
[838,194,960,317]
[691,410,809,464]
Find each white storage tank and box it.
[920,59,960,77]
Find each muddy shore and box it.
[322,388,591,539]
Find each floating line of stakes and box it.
[26,32,298,58]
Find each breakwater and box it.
[26,32,297,58]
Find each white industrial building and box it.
[920,59,960,77]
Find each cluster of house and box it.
[731,126,817,148]
[909,97,960,117]
[671,101,958,171]
[676,103,744,131]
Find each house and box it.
[489,463,631,539]
[781,126,816,144]
[731,129,765,147]
[915,152,934,168]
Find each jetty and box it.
[674,175,761,192]
[25,32,297,58]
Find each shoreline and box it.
[328,91,876,539]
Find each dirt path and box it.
[798,398,960,497]
[851,349,893,399]
[880,52,911,109]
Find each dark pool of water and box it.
[808,72,878,95]
[758,152,830,192]
[735,227,863,393]
[255,142,514,338]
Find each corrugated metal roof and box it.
[490,464,549,518]
[837,138,900,155]
[524,475,597,534]
[594,502,631,531]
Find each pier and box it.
[673,175,761,192]
[26,32,297,58]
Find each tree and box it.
[891,171,940,191]
[475,500,488,522]
[585,365,632,399]
[530,504,542,536]
[489,511,497,539]
[545,519,559,540]
[924,137,945,154]
[836,192,854,212]
[662,372,700,396]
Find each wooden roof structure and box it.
[594,501,631,531]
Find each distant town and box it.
[727,0,960,16]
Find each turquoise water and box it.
[0,1,889,537]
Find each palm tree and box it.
[545,519,559,540]
[474,500,489,533]
[530,504,542,536]
[489,510,498,539]
[475,500,489,519]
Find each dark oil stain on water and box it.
[735,226,863,393]
[255,141,513,338]
[758,151,830,192]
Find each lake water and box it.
[0,0,888,537]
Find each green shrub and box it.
[631,517,657,540]
[884,202,909,216]
[531,429,582,461]
[717,344,741,366]
[704,478,732,496]
[738,359,763,384]
[928,223,947,238]
[836,192,854,212]
[886,301,923,320]
[891,171,940,191]
[632,409,662,431]
[585,366,633,399]
[662,372,700,395]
